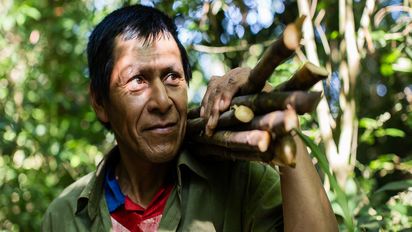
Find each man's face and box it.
[97,34,188,163]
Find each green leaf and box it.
[21,5,41,20]
[399,160,412,171]
[384,128,405,137]
[369,154,397,171]
[392,57,412,73]
[376,179,412,193]
[380,63,394,76]
[330,31,339,39]
[382,49,401,64]
[360,129,375,144]
[359,117,378,129]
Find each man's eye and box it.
[164,73,182,86]
[134,76,144,84]
[128,76,147,91]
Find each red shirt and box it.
[110,185,173,232]
[105,165,174,232]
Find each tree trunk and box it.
[297,0,362,186]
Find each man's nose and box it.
[147,79,173,114]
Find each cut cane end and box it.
[234,105,254,123]
[283,15,306,50]
[257,131,271,152]
[305,62,329,78]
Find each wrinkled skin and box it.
[92,34,188,164]
[200,67,251,136]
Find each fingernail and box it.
[219,99,225,109]
[205,128,212,137]
[205,119,214,137]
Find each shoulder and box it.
[53,172,94,206]
[197,157,280,194]
[43,172,95,222]
[239,161,280,187]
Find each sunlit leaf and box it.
[382,49,401,64]
[359,117,378,129]
[376,179,412,193]
[21,5,41,20]
[330,31,339,39]
[384,128,405,137]
[369,154,398,171]
[380,63,394,76]
[360,130,375,144]
[398,160,412,172]
[392,57,412,73]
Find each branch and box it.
[191,40,275,54]
[357,0,375,53]
[374,5,412,27]
[314,9,331,55]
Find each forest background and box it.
[1,0,411,231]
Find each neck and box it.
[115,147,173,208]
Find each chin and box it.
[147,146,179,163]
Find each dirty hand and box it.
[200,67,251,136]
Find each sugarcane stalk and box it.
[192,130,271,153]
[187,16,306,119]
[186,105,254,136]
[187,142,274,162]
[275,62,329,91]
[238,107,299,138]
[269,135,297,168]
[187,133,297,168]
[239,16,306,94]
[188,91,317,137]
[230,91,322,115]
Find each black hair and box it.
[87,4,191,105]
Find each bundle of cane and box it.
[185,16,329,168]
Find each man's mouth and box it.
[144,122,177,134]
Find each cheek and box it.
[171,85,188,114]
[107,93,147,129]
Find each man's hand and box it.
[200,67,251,136]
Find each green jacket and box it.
[42,147,283,231]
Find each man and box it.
[42,4,338,231]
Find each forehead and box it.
[113,32,182,64]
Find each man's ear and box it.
[89,85,109,123]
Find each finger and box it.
[205,98,222,136]
[203,85,222,119]
[218,68,248,110]
[200,76,219,117]
[195,130,271,152]
[205,114,218,137]
[200,87,211,117]
[219,90,237,111]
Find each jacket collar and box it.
[76,146,119,219]
[75,146,208,219]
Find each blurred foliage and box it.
[0,0,411,231]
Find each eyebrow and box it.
[162,65,183,73]
[119,65,136,78]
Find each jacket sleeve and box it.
[242,162,283,232]
[41,210,53,232]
